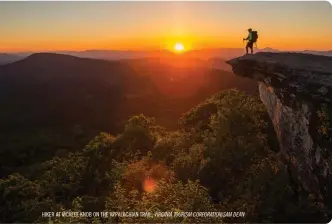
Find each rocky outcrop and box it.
[227,52,332,205]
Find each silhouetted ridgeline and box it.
[1,48,331,65]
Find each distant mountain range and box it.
[0,53,24,65]
[0,52,259,170]
[0,52,257,132]
[1,48,331,65]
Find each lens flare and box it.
[143,177,157,193]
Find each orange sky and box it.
[1,2,331,52]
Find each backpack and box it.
[252,31,258,43]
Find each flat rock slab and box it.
[229,52,332,73]
[227,52,332,102]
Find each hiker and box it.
[243,28,258,54]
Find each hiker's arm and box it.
[243,34,250,40]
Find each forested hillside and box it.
[1,90,329,223]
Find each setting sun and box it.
[174,42,185,52]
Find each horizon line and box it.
[1,47,332,54]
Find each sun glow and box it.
[174,42,185,53]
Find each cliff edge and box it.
[227,52,332,206]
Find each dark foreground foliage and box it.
[0,90,330,223]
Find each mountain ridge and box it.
[1,48,331,65]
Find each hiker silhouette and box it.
[243,28,258,54]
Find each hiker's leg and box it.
[245,43,249,54]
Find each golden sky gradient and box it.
[1,2,331,52]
